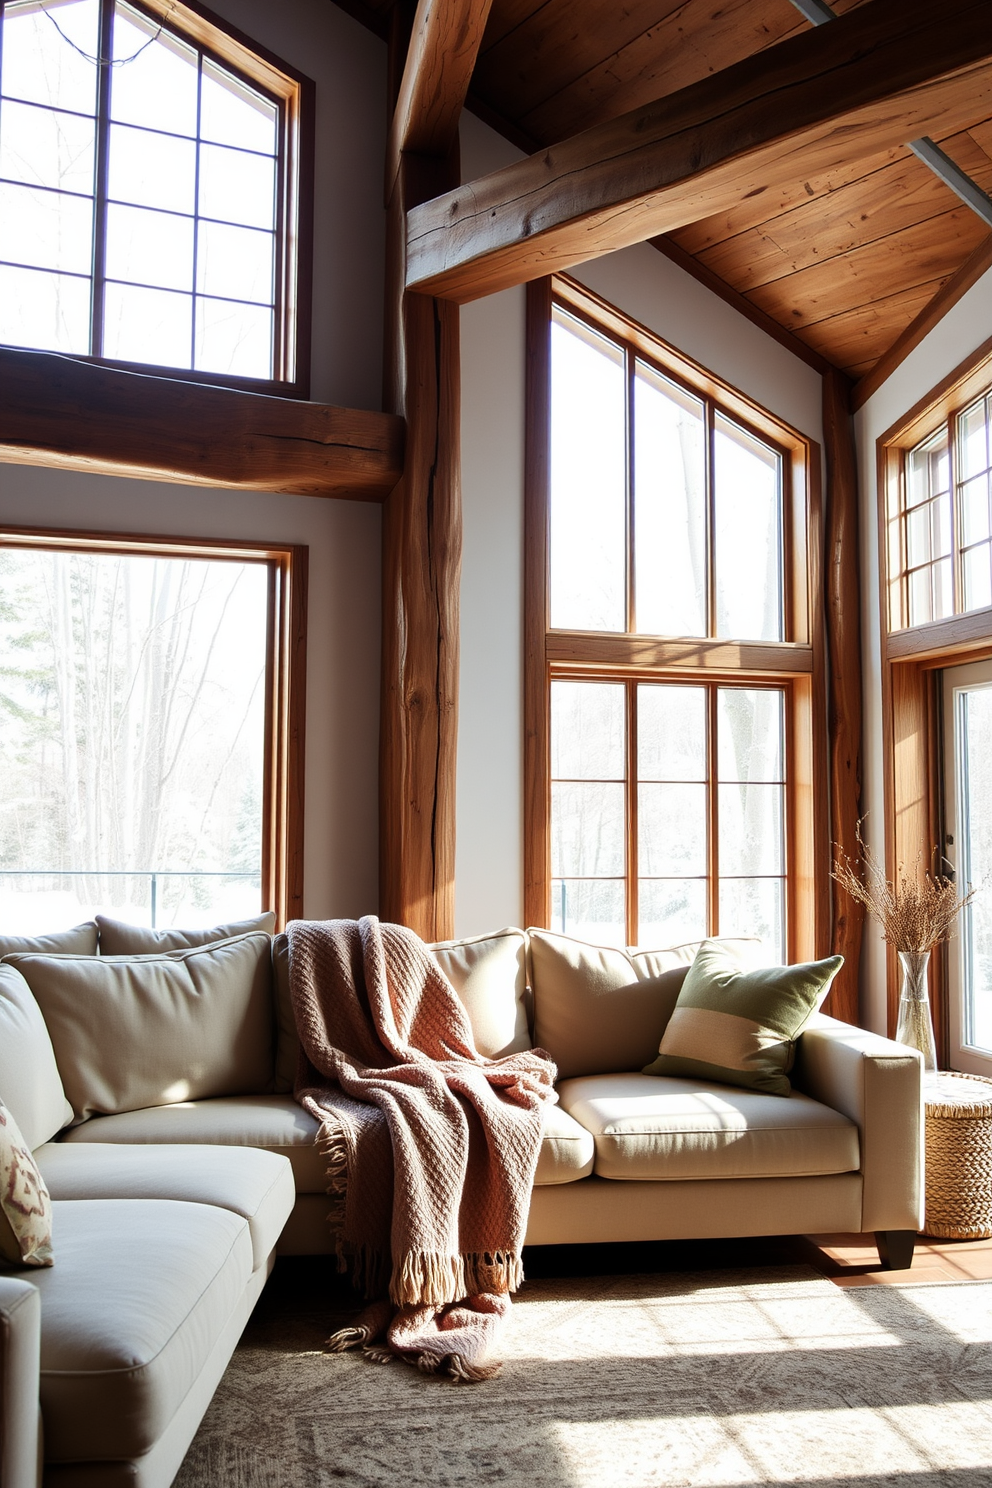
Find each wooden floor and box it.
[802,1232,992,1288]
[517,1231,992,1290]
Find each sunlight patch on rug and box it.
[175,1266,992,1488]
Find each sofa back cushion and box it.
[7,933,274,1122]
[0,964,73,1149]
[270,924,532,1092]
[529,930,761,1080]
[430,928,531,1058]
[0,922,97,958]
[96,911,276,955]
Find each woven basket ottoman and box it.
[922,1071,992,1240]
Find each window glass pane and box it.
[713,413,783,641]
[551,878,625,948]
[932,491,952,559]
[551,681,624,780]
[196,221,273,304]
[717,689,783,783]
[109,4,198,137]
[933,556,953,621]
[0,548,267,932]
[637,879,707,950]
[958,396,990,482]
[908,565,932,628]
[637,684,706,781]
[0,262,90,351]
[633,363,706,637]
[103,281,192,367]
[0,99,95,193]
[719,877,784,965]
[638,783,706,876]
[107,122,196,214]
[549,310,626,632]
[194,297,273,379]
[958,688,992,1052]
[906,503,931,568]
[551,782,625,877]
[960,476,991,548]
[200,60,276,154]
[962,543,992,614]
[0,0,99,114]
[719,782,783,876]
[105,202,193,290]
[0,180,92,272]
[198,142,275,230]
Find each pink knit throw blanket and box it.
[289,916,557,1380]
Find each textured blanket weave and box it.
[289,916,557,1379]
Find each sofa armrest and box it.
[0,1276,41,1488]
[795,1013,924,1234]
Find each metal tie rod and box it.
[788,0,992,228]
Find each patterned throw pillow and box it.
[0,1098,54,1267]
[642,940,844,1097]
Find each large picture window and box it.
[0,0,312,390]
[0,528,306,931]
[527,277,823,959]
[890,383,992,630]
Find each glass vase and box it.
[894,949,937,1072]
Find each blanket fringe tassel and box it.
[392,1249,523,1306]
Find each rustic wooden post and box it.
[823,367,864,1023]
[379,0,493,938]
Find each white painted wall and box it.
[0,0,388,922]
[854,265,992,1033]
[455,111,826,936]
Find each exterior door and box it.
[942,657,992,1076]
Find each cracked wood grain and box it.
[0,347,404,499]
[823,367,864,1025]
[405,0,992,303]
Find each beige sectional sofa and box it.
[0,918,924,1488]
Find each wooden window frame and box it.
[0,0,314,398]
[877,337,992,1052]
[526,275,827,958]
[0,524,307,926]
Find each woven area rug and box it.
[174,1259,992,1488]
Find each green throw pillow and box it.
[642,940,843,1096]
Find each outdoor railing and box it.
[0,869,260,929]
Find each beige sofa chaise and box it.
[0,918,924,1488]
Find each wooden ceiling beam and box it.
[386,0,495,192]
[405,0,992,303]
[0,348,405,500]
[851,233,992,409]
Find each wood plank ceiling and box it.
[343,0,992,379]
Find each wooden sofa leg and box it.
[875,1230,916,1270]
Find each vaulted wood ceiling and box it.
[341,0,992,382]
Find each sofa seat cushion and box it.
[558,1073,860,1181]
[60,1096,328,1193]
[34,1198,252,1463]
[60,1093,594,1193]
[533,1103,594,1185]
[35,1143,294,1271]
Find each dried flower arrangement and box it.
[831,820,978,953]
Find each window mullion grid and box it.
[946,412,958,617]
[190,49,204,372]
[625,679,638,947]
[625,342,635,635]
[90,0,115,358]
[706,681,719,937]
[272,97,286,380]
[705,397,716,639]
